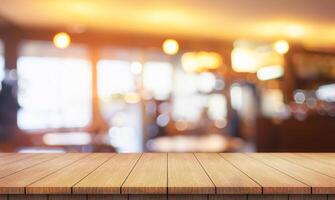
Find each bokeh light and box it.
[53,32,71,49]
[273,40,289,54]
[162,39,179,55]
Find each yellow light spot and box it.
[124,92,141,104]
[162,39,179,55]
[53,32,71,49]
[231,48,258,73]
[181,51,222,72]
[273,40,289,54]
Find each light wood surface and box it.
[298,153,335,166]
[273,153,335,179]
[0,154,36,167]
[220,154,310,194]
[0,154,61,180]
[122,153,167,194]
[74,154,141,194]
[195,153,261,194]
[0,154,87,194]
[249,153,335,194]
[168,153,215,194]
[0,153,335,199]
[26,154,113,194]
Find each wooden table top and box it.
[0,153,335,196]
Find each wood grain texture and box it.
[248,195,288,200]
[129,194,166,200]
[298,153,335,166]
[220,154,309,194]
[168,153,215,194]
[249,153,335,194]
[0,154,60,180]
[2,153,335,197]
[88,194,128,200]
[27,154,113,194]
[122,153,167,194]
[289,195,327,200]
[168,194,208,200]
[0,154,87,194]
[74,154,141,194]
[209,194,247,200]
[195,153,261,194]
[48,195,86,200]
[8,195,47,200]
[0,154,36,167]
[274,153,335,178]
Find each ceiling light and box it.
[162,39,179,55]
[273,40,289,54]
[53,32,71,49]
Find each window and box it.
[97,60,135,98]
[143,62,173,100]
[97,59,143,152]
[17,41,92,130]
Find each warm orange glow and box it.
[162,39,179,55]
[181,51,222,72]
[273,40,289,54]
[231,48,259,73]
[53,32,71,49]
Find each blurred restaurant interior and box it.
[0,0,335,153]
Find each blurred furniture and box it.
[146,134,246,152]
[256,116,335,152]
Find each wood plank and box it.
[74,154,141,194]
[48,195,86,200]
[289,195,327,200]
[27,154,113,194]
[168,153,215,194]
[329,195,335,200]
[195,153,261,194]
[0,154,87,194]
[274,153,335,178]
[220,154,309,194]
[249,153,335,194]
[248,195,288,200]
[8,195,47,200]
[0,154,36,167]
[88,194,128,200]
[129,194,166,200]
[209,195,247,200]
[298,153,335,166]
[0,154,61,179]
[122,153,167,194]
[168,194,207,200]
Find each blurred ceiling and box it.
[0,0,335,47]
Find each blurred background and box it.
[0,0,335,153]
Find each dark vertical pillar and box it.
[3,28,20,70]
